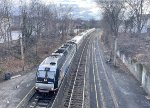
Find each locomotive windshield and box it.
[37,70,55,78]
[47,71,55,78]
[37,70,46,78]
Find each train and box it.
[35,28,95,93]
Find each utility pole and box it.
[20,35,25,71]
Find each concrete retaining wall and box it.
[117,50,150,95]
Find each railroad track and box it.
[62,34,93,108]
[26,93,55,108]
[25,35,92,108]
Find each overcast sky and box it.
[12,0,101,20]
[49,0,101,20]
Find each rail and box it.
[16,87,35,108]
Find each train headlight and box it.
[50,88,53,91]
[35,86,38,89]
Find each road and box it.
[0,71,35,108]
[84,29,150,108]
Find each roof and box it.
[38,64,56,71]
[38,56,59,71]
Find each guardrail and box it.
[16,87,35,108]
[51,28,95,108]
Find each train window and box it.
[37,70,46,78]
[47,71,55,80]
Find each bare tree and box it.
[126,0,150,34]
[0,0,12,61]
[29,0,44,61]
[56,4,73,41]
[97,0,125,65]
[19,0,34,70]
[124,15,135,33]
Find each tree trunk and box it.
[20,36,25,71]
[113,38,117,66]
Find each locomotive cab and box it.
[35,65,57,92]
